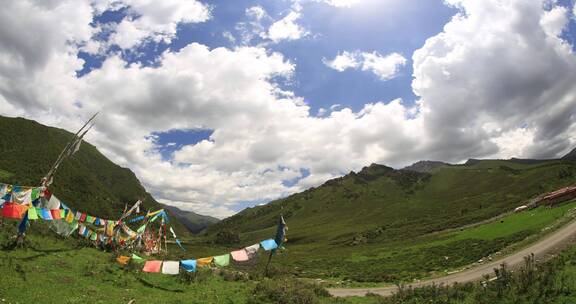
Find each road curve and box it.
[328,218,576,297]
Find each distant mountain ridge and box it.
[403,160,448,172]
[163,204,219,234]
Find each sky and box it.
[1,0,576,218]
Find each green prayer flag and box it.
[131,254,144,263]
[90,232,98,241]
[85,215,93,223]
[31,188,40,200]
[137,225,146,234]
[213,254,230,267]
[60,209,66,218]
[27,207,39,220]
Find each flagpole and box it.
[42,112,99,187]
[15,113,98,247]
[265,214,287,277]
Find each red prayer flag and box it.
[2,203,26,219]
[50,209,61,220]
[79,213,87,222]
[142,260,162,273]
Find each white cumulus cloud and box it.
[324,51,407,81]
[322,51,360,72]
[105,0,211,49]
[267,10,309,43]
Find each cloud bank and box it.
[0,0,575,218]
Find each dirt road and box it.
[328,218,576,297]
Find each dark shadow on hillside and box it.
[136,276,184,293]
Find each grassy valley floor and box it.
[195,199,576,285]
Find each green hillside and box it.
[564,148,576,161]
[0,115,188,234]
[205,159,576,281]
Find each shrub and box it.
[214,229,240,245]
[248,278,329,304]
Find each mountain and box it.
[403,160,448,172]
[563,148,576,161]
[206,160,576,240]
[0,115,189,235]
[163,204,219,234]
[204,159,576,280]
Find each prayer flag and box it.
[75,211,82,221]
[1,203,26,219]
[131,254,144,263]
[116,256,131,265]
[181,260,196,273]
[31,188,40,201]
[260,239,278,251]
[213,254,230,267]
[85,215,93,223]
[79,213,86,222]
[245,244,260,260]
[27,207,39,220]
[40,208,53,220]
[175,239,185,251]
[50,209,61,220]
[142,260,162,273]
[90,232,98,241]
[94,218,100,226]
[137,225,146,234]
[128,215,144,223]
[65,210,75,223]
[79,225,86,235]
[162,261,179,275]
[13,189,32,204]
[231,250,249,262]
[18,213,29,234]
[197,257,213,268]
[60,209,66,219]
[274,215,287,251]
[46,195,61,210]
[106,222,115,236]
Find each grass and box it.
[331,245,576,304]
[0,187,575,303]
[0,169,11,179]
[232,200,576,285]
[0,221,257,304]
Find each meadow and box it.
[1,198,575,303]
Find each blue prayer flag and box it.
[175,239,186,251]
[41,208,53,220]
[260,239,278,251]
[273,215,287,251]
[181,260,196,272]
[18,213,29,234]
[128,215,145,223]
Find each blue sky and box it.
[1,0,576,218]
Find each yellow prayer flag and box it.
[196,257,213,268]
